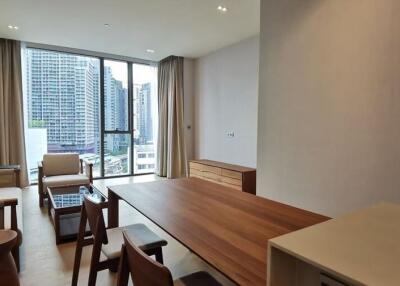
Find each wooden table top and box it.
[108,178,329,286]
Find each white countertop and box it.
[269,202,400,286]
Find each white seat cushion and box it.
[0,187,23,233]
[102,223,167,259]
[43,174,90,193]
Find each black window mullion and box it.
[100,58,105,178]
[128,63,134,176]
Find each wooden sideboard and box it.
[189,159,256,195]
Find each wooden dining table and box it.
[107,177,329,286]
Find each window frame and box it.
[25,42,157,181]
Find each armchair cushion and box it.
[43,153,80,176]
[42,174,90,194]
[0,187,23,233]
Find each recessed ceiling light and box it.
[8,25,13,29]
[146,49,155,53]
[14,26,19,30]
[104,23,110,27]
[217,5,228,12]
[8,25,19,30]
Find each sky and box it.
[104,60,157,88]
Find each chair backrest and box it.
[83,195,108,245]
[42,153,80,176]
[122,230,173,286]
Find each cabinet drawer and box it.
[200,176,221,185]
[189,169,203,178]
[202,172,222,182]
[201,165,221,175]
[189,162,203,171]
[221,176,242,187]
[221,169,242,180]
[190,173,204,180]
[190,162,221,175]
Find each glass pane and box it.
[104,60,128,131]
[104,134,131,176]
[132,64,158,174]
[23,48,101,182]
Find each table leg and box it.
[108,189,119,228]
[47,195,51,216]
[54,212,60,245]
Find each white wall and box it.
[184,58,195,160]
[194,36,259,168]
[258,0,400,217]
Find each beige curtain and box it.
[0,39,28,187]
[156,56,187,178]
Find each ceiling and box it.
[0,0,260,61]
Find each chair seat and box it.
[102,223,167,259]
[42,174,90,193]
[174,271,222,286]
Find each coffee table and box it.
[47,184,107,244]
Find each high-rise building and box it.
[104,66,128,153]
[25,49,100,154]
[136,83,153,145]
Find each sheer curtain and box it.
[156,56,187,178]
[0,38,28,186]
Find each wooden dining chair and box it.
[72,195,167,286]
[0,198,21,272]
[117,230,222,286]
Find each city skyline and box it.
[24,48,157,179]
[26,49,99,153]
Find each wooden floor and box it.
[18,175,234,286]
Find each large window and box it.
[23,47,157,182]
[24,49,101,181]
[103,60,130,177]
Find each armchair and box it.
[0,165,22,272]
[38,153,93,208]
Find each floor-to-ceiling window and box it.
[23,48,101,181]
[23,47,157,182]
[103,60,130,177]
[132,64,158,174]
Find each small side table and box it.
[47,184,107,244]
[0,230,19,286]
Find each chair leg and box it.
[117,246,130,286]
[11,246,20,272]
[72,207,87,286]
[155,247,163,264]
[39,191,44,208]
[88,239,102,286]
[48,196,52,216]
